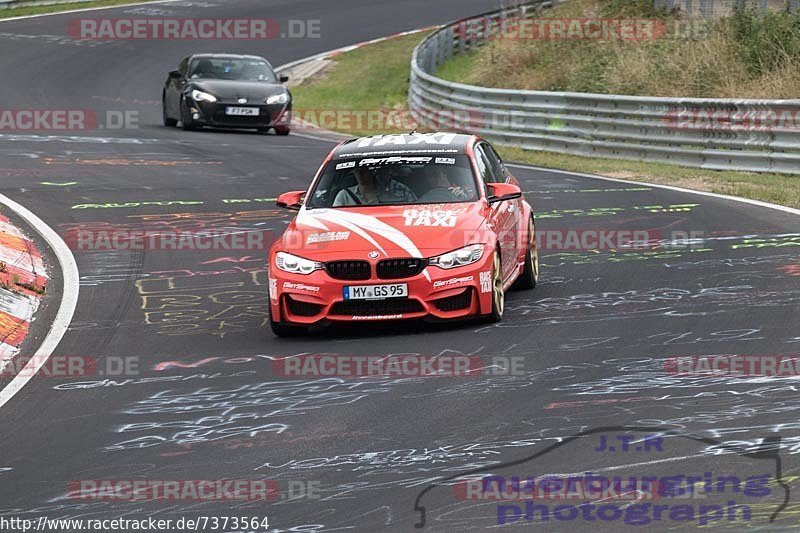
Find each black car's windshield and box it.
[188,58,278,82]
[307,154,479,208]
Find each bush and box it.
[600,0,664,17]
[730,8,800,76]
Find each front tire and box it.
[274,126,290,136]
[512,216,538,290]
[162,95,177,127]
[484,251,505,323]
[180,98,198,131]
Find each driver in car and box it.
[333,166,417,206]
[190,58,214,79]
[418,164,471,202]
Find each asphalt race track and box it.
[0,1,799,531]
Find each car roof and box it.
[190,53,267,61]
[331,133,477,158]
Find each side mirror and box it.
[276,190,305,211]
[487,183,522,204]
[279,74,290,83]
[169,70,182,79]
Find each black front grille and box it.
[377,258,428,279]
[434,289,473,312]
[326,261,371,280]
[330,298,424,316]
[285,296,323,317]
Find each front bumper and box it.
[268,253,495,325]
[187,99,290,129]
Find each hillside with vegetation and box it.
[436,0,800,98]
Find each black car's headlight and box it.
[429,244,484,269]
[190,89,217,103]
[266,93,289,105]
[276,252,324,275]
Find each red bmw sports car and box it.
[268,132,538,336]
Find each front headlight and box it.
[276,252,324,275]
[429,244,484,269]
[266,92,289,105]
[190,89,217,103]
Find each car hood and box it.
[190,80,286,101]
[281,203,490,260]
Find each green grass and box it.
[0,0,156,19]
[289,26,800,210]
[496,146,800,209]
[434,49,479,84]
[291,32,431,137]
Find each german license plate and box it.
[225,107,260,116]
[343,283,408,300]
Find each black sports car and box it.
[162,53,292,135]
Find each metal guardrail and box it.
[409,2,800,174]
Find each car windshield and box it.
[188,58,278,82]
[306,154,479,208]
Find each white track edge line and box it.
[506,162,800,217]
[274,26,437,74]
[0,194,79,409]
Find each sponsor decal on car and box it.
[433,275,474,288]
[355,132,457,147]
[268,278,278,301]
[480,271,493,293]
[298,209,424,259]
[359,156,432,166]
[335,161,356,170]
[435,157,456,165]
[403,208,458,227]
[306,231,350,244]
[340,148,460,158]
[282,282,321,293]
